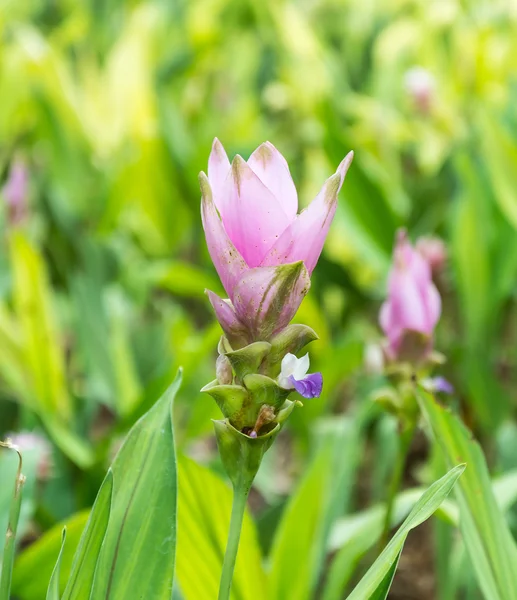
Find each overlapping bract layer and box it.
[201,139,353,345]
[202,324,318,438]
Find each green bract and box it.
[202,324,317,440]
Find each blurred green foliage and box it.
[1,0,517,597]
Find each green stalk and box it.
[0,442,25,600]
[218,482,250,600]
[378,418,417,552]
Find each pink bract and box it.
[380,230,441,360]
[201,139,353,343]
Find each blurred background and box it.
[1,0,517,598]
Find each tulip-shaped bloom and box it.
[380,230,441,362]
[201,139,353,345]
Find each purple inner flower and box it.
[289,372,323,399]
[431,376,454,395]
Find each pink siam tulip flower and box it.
[201,139,353,344]
[380,230,441,362]
[2,158,28,225]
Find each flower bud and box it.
[3,158,28,226]
[216,354,233,385]
[404,66,435,114]
[379,230,441,363]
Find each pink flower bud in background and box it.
[404,66,435,114]
[2,158,28,225]
[416,235,447,275]
[379,230,441,362]
[201,139,353,344]
[7,431,52,480]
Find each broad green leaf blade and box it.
[176,455,266,600]
[12,511,90,600]
[417,388,517,600]
[89,371,180,599]
[62,472,113,599]
[46,529,66,600]
[347,464,465,600]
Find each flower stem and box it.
[218,482,250,600]
[379,418,417,552]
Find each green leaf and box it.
[477,109,517,231]
[176,455,267,600]
[88,370,180,599]
[323,485,456,600]
[347,464,465,600]
[0,445,40,565]
[9,232,72,421]
[417,388,517,600]
[369,550,401,600]
[0,443,25,600]
[12,511,90,600]
[46,529,66,600]
[152,260,223,299]
[62,473,113,599]
[269,412,367,600]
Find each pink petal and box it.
[247,142,298,221]
[425,282,442,329]
[260,151,354,273]
[200,172,248,298]
[218,156,292,268]
[379,300,392,334]
[207,138,231,213]
[389,271,430,334]
[232,262,310,340]
[206,290,250,348]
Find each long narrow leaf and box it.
[418,388,517,600]
[347,464,465,600]
[46,529,66,600]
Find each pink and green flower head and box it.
[201,139,353,345]
[380,229,441,362]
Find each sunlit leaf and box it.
[176,454,266,600]
[418,388,517,600]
